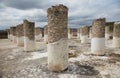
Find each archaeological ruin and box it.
[0,2,120,78]
[47,4,68,71]
[23,20,36,52]
[113,22,120,48]
[80,26,89,43]
[91,18,105,55]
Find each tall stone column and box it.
[7,29,10,40]
[68,28,72,39]
[23,20,36,52]
[113,22,120,48]
[35,27,42,42]
[44,25,48,44]
[77,28,80,38]
[16,24,24,46]
[80,26,89,43]
[13,27,17,43]
[47,4,68,72]
[89,27,92,39]
[105,22,114,40]
[10,27,14,41]
[91,18,105,55]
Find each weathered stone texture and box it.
[23,20,35,40]
[105,22,114,34]
[92,18,105,38]
[44,25,48,35]
[80,26,89,36]
[10,27,14,35]
[12,27,16,36]
[47,4,68,43]
[16,24,24,37]
[35,27,42,35]
[113,22,120,37]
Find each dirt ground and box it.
[0,38,120,78]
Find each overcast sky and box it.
[0,0,120,30]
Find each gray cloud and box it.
[0,0,120,29]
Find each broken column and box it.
[16,24,24,46]
[80,26,89,43]
[47,4,68,72]
[113,22,120,48]
[23,20,36,52]
[35,27,42,42]
[12,27,17,43]
[105,22,114,40]
[44,25,48,44]
[91,18,105,55]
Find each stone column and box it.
[35,27,42,42]
[13,27,17,43]
[23,20,36,52]
[89,27,92,39]
[47,4,68,72]
[77,28,80,38]
[16,24,24,46]
[10,27,14,41]
[44,25,48,44]
[68,28,72,39]
[105,22,114,40]
[7,29,10,40]
[91,18,105,55]
[113,22,120,48]
[80,26,89,43]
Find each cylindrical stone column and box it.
[10,27,14,41]
[35,27,42,42]
[44,25,48,44]
[47,4,68,72]
[23,20,36,52]
[13,27,17,43]
[77,28,80,38]
[113,22,120,48]
[89,27,92,39]
[16,24,24,46]
[80,26,89,43]
[7,29,10,40]
[68,28,72,39]
[105,22,114,40]
[91,18,105,55]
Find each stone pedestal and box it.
[47,4,68,72]
[23,20,36,52]
[35,27,42,42]
[113,22,120,48]
[91,18,105,55]
[80,26,89,43]
[16,24,24,46]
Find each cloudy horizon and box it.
[0,0,120,30]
